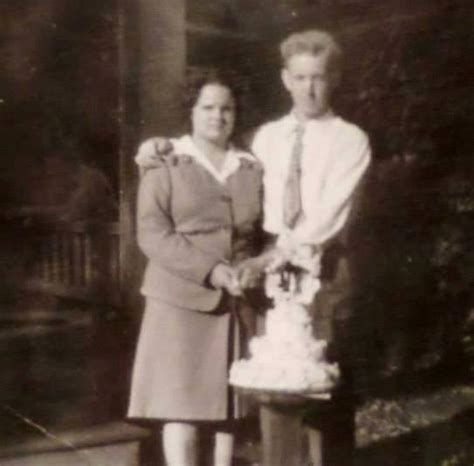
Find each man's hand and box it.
[135,137,173,169]
[271,235,323,277]
[291,245,322,277]
[209,263,242,297]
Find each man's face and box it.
[282,52,333,119]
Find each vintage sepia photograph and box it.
[1,1,473,465]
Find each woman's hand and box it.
[209,263,242,296]
[135,137,174,168]
[235,252,275,289]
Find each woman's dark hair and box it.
[181,67,247,137]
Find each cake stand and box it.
[233,383,334,405]
[233,383,337,466]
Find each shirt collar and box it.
[174,135,253,183]
[281,110,336,137]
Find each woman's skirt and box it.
[128,296,245,421]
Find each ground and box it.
[231,384,474,466]
[355,384,474,466]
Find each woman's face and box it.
[191,83,236,146]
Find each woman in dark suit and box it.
[128,70,266,466]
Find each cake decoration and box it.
[230,234,340,393]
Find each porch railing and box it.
[23,220,122,305]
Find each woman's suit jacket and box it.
[137,139,263,311]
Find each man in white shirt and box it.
[136,29,370,466]
[252,30,370,466]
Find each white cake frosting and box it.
[229,237,340,393]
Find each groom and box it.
[136,29,371,466]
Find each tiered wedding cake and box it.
[229,240,340,393]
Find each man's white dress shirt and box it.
[251,112,371,246]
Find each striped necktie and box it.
[283,124,305,228]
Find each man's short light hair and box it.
[280,29,342,79]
